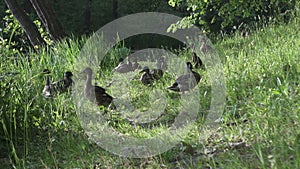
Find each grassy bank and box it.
[0,17,299,168]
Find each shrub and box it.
[168,0,296,33]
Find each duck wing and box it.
[56,78,74,92]
[85,86,113,107]
[168,72,200,92]
[94,85,106,93]
[95,92,113,107]
[140,73,154,85]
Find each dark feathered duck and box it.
[51,71,74,93]
[139,66,154,85]
[82,67,113,107]
[167,62,201,92]
[139,66,164,85]
[42,69,74,97]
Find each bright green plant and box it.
[1,10,52,53]
[168,0,296,33]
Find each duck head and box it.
[64,71,73,78]
[140,66,150,74]
[118,58,124,63]
[186,62,193,70]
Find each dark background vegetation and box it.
[0,0,296,51]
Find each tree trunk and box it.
[83,0,91,34]
[23,0,32,14]
[29,0,67,40]
[113,0,118,19]
[4,0,46,47]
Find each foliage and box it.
[0,10,52,53]
[1,10,27,53]
[168,0,297,33]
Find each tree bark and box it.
[4,0,46,47]
[29,0,67,40]
[83,0,91,34]
[23,0,32,14]
[113,0,118,19]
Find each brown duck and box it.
[51,71,74,93]
[82,67,113,107]
[167,62,201,92]
[139,66,163,85]
[42,69,73,97]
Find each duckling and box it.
[167,62,201,92]
[51,71,74,94]
[139,66,154,85]
[151,67,164,80]
[192,52,203,69]
[82,67,113,107]
[153,58,165,79]
[151,69,164,80]
[139,66,164,85]
[42,69,74,97]
[113,57,133,73]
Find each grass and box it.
[0,16,300,168]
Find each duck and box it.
[139,66,154,85]
[42,69,74,97]
[51,71,74,94]
[82,67,113,107]
[151,68,164,80]
[113,57,133,73]
[192,52,203,69]
[151,62,164,80]
[139,66,164,85]
[167,62,201,92]
[150,58,165,80]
